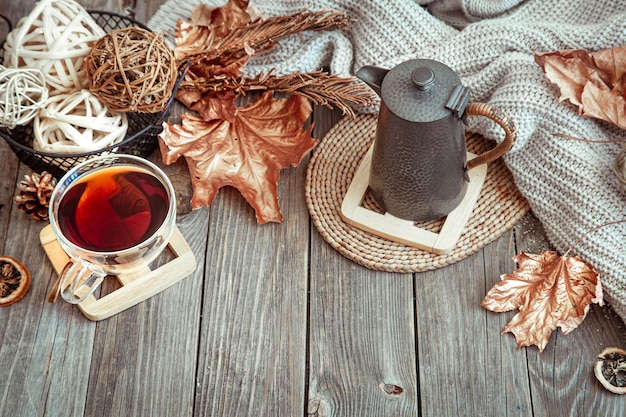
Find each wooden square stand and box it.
[40,224,197,321]
[340,145,487,255]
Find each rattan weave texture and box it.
[305,114,530,272]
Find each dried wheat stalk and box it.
[185,9,350,67]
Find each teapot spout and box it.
[356,65,389,96]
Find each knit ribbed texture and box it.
[149,0,626,324]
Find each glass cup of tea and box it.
[48,154,176,304]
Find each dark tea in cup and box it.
[56,165,169,252]
[48,155,176,304]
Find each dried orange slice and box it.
[0,256,31,306]
[595,347,626,394]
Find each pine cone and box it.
[13,171,58,221]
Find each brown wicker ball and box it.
[84,27,176,113]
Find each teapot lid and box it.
[381,59,469,122]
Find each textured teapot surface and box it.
[356,58,515,222]
[362,59,472,221]
[379,59,469,123]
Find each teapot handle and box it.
[465,102,516,171]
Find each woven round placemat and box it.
[305,113,530,273]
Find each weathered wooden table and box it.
[1,1,625,416]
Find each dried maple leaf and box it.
[158,91,316,224]
[190,1,254,33]
[162,0,365,224]
[173,14,251,115]
[176,1,349,77]
[481,251,603,352]
[536,46,626,130]
[174,20,251,79]
[174,0,254,62]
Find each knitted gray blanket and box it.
[149,0,626,324]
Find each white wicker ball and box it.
[0,65,49,128]
[33,89,128,154]
[3,0,105,94]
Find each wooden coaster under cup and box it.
[40,224,196,321]
[340,144,487,255]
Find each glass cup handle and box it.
[59,260,106,304]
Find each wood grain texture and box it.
[308,238,419,417]
[0,141,20,251]
[481,231,534,416]
[307,108,419,417]
[193,174,309,416]
[515,214,626,417]
[415,232,529,417]
[0,164,96,417]
[83,209,206,417]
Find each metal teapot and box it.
[357,59,516,221]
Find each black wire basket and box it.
[0,11,176,179]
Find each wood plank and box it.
[0,164,96,417]
[83,208,206,417]
[306,107,419,417]
[193,172,310,415]
[1,1,205,416]
[481,230,533,416]
[515,213,626,417]
[307,238,419,417]
[72,0,205,415]
[192,100,319,416]
[0,140,20,251]
[0,2,106,415]
[416,230,532,416]
[192,105,341,416]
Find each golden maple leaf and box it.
[159,0,371,223]
[159,0,365,224]
[158,91,316,224]
[173,0,253,111]
[174,0,254,64]
[535,46,626,130]
[481,251,603,352]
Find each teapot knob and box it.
[411,67,435,91]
